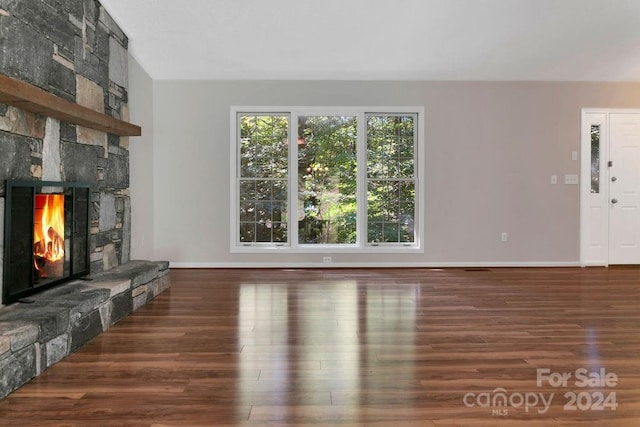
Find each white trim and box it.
[171,261,583,269]
[225,245,423,254]
[416,110,425,249]
[289,111,299,246]
[229,110,237,253]
[231,106,422,114]
[581,108,640,114]
[580,261,608,267]
[356,111,366,247]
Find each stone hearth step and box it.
[0,260,170,399]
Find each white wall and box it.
[128,54,155,260]
[132,80,640,267]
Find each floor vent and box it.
[464,268,491,272]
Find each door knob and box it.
[611,198,618,204]
[611,176,617,182]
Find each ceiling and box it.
[99,0,640,81]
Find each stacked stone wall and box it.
[0,0,132,304]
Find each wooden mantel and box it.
[0,73,141,137]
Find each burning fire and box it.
[34,194,65,265]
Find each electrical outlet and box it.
[323,256,332,263]
[501,232,508,242]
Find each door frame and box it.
[580,108,640,266]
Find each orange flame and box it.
[34,194,65,263]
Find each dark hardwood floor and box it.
[2,267,640,426]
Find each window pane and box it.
[239,202,255,222]
[399,182,416,243]
[298,116,357,244]
[273,223,287,242]
[256,222,272,242]
[367,115,415,179]
[368,181,415,243]
[239,223,255,242]
[240,115,288,178]
[591,125,600,194]
[239,180,255,201]
[367,222,383,243]
[238,114,288,243]
[367,114,416,244]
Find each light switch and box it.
[551,175,558,184]
[572,151,578,161]
[564,174,579,185]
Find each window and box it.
[238,114,289,243]
[367,114,416,244]
[231,107,423,252]
[298,115,357,244]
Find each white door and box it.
[581,110,640,266]
[609,113,640,264]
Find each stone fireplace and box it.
[0,0,170,399]
[0,0,132,308]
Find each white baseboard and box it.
[169,261,583,269]
[580,261,608,267]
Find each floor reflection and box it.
[237,277,420,408]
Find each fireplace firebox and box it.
[3,180,91,304]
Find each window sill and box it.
[230,244,423,254]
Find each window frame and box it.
[230,106,425,253]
